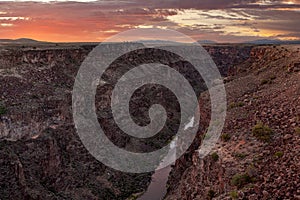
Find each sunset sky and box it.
[0,0,300,42]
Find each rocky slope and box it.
[1,43,297,199]
[165,45,300,200]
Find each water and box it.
[138,166,172,200]
[138,117,195,200]
[138,141,176,200]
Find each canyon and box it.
[0,43,299,199]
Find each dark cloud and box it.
[276,32,300,38]
[199,13,251,21]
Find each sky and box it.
[0,0,300,42]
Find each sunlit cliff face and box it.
[0,0,299,42]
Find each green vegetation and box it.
[221,133,231,142]
[0,103,7,116]
[211,152,219,162]
[126,193,143,200]
[295,127,300,135]
[274,151,284,158]
[231,173,253,189]
[237,102,245,107]
[261,75,276,85]
[229,102,245,109]
[252,122,273,142]
[244,183,255,189]
[207,189,216,200]
[233,152,247,159]
[270,75,277,80]
[229,191,238,199]
[229,103,235,108]
[126,196,137,200]
[260,79,270,85]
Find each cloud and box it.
[0,0,299,42]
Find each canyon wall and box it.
[165,45,300,200]
[1,44,298,199]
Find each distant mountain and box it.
[135,40,182,45]
[0,39,13,43]
[14,38,40,43]
[245,39,300,45]
[0,38,42,43]
[197,40,217,44]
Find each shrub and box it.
[261,76,276,85]
[295,127,300,135]
[221,133,231,142]
[207,190,216,199]
[260,79,269,85]
[260,79,268,85]
[274,151,284,158]
[231,173,253,188]
[229,102,236,109]
[252,122,273,142]
[229,102,245,109]
[211,152,219,162]
[230,191,238,199]
[233,152,247,159]
[236,102,245,107]
[270,75,276,80]
[0,104,7,116]
[127,193,142,200]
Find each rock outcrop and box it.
[165,45,300,200]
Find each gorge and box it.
[0,43,299,199]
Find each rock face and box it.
[165,45,300,200]
[0,44,252,141]
[204,45,253,76]
[0,43,252,199]
[0,43,298,199]
[0,44,155,200]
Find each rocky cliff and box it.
[1,43,298,199]
[0,45,154,199]
[165,45,300,200]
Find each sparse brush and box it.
[211,152,219,162]
[231,173,253,189]
[221,133,231,142]
[233,152,247,159]
[295,127,300,135]
[270,75,276,80]
[236,102,245,107]
[274,151,284,158]
[229,102,245,109]
[230,191,238,199]
[229,102,236,109]
[207,189,216,200]
[0,104,7,116]
[252,122,273,142]
[261,79,271,85]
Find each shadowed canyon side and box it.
[0,44,299,199]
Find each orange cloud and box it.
[0,1,299,42]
